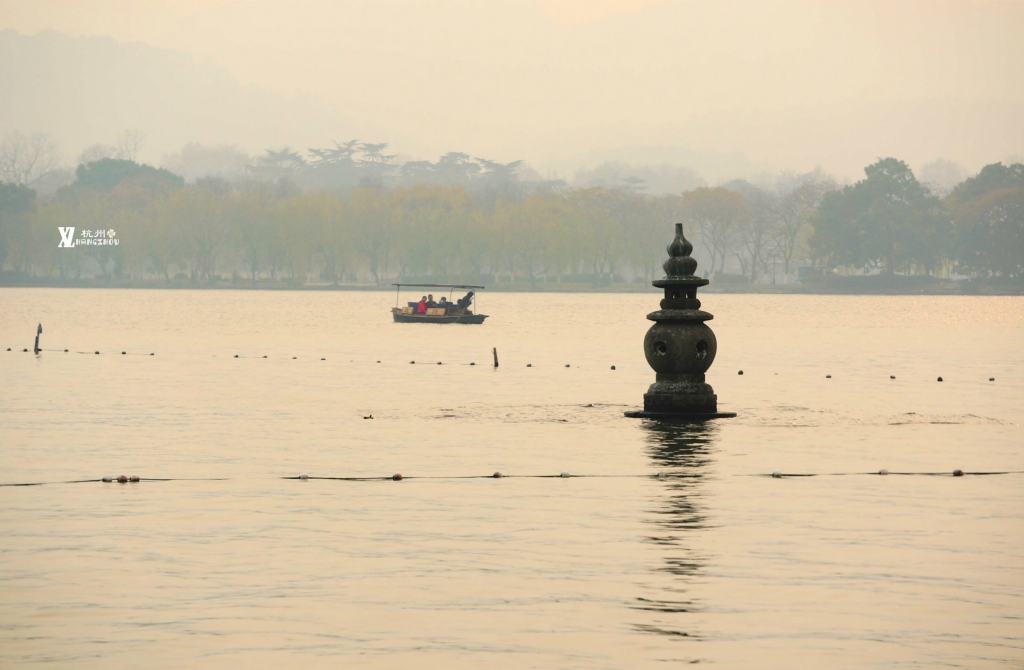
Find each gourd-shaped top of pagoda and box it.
[653,223,709,289]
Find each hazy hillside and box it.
[0,30,392,167]
[4,0,1019,179]
[0,29,766,184]
[2,0,1024,181]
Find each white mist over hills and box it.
[0,30,391,169]
[2,0,1023,183]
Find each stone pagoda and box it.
[625,223,735,420]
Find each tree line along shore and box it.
[1,143,1021,292]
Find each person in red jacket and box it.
[416,296,427,313]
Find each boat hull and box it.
[392,312,488,324]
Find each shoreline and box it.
[1,278,1021,296]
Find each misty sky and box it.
[2,0,1023,180]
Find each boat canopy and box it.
[392,283,485,289]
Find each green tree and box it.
[73,158,183,192]
[349,187,396,284]
[812,158,950,273]
[947,162,1024,278]
[175,179,230,282]
[571,188,626,285]
[146,194,185,284]
[232,184,280,283]
[0,182,36,270]
[392,184,479,282]
[307,192,351,284]
[31,198,83,279]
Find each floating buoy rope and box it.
[3,469,1020,488]
[757,469,1013,478]
[1,476,229,487]
[5,346,996,386]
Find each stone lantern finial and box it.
[663,223,697,278]
[625,223,735,420]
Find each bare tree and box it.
[77,144,117,165]
[0,132,60,185]
[681,187,744,277]
[737,189,778,283]
[630,194,682,282]
[117,129,146,162]
[770,180,835,279]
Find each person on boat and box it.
[426,294,437,308]
[438,296,449,314]
[456,291,474,310]
[417,296,427,313]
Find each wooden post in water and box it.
[33,323,42,354]
[492,347,499,368]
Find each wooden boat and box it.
[391,284,488,324]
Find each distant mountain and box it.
[0,30,392,167]
[4,0,1023,184]
[131,0,1022,178]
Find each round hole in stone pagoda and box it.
[696,340,708,360]
[654,341,668,356]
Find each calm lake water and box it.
[1,289,1022,668]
